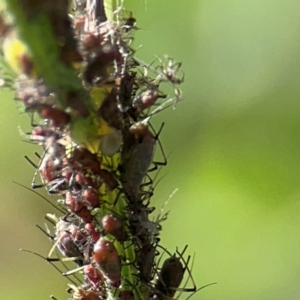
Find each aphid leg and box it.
[19,249,80,286]
[24,153,45,189]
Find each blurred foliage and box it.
[1,0,300,299]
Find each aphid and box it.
[25,151,66,193]
[20,125,56,144]
[101,214,128,242]
[154,246,197,299]
[83,264,103,288]
[68,284,103,300]
[53,219,85,266]
[116,71,138,110]
[20,217,85,286]
[120,122,166,202]
[26,103,70,128]
[65,191,94,223]
[83,45,120,86]
[98,87,123,130]
[132,87,166,112]
[155,255,184,298]
[82,187,99,208]
[137,243,157,282]
[75,172,97,189]
[85,223,101,243]
[71,147,101,174]
[156,56,184,85]
[123,14,136,31]
[98,168,118,191]
[56,230,84,266]
[120,122,155,200]
[93,237,121,286]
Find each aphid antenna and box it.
[36,223,54,240]
[25,149,48,190]
[19,248,80,286]
[50,296,58,300]
[12,181,66,214]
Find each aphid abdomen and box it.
[120,124,155,200]
[155,255,184,298]
[93,237,121,286]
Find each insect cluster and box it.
[0,1,199,299]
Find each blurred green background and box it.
[1,0,300,299]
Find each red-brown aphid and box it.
[93,237,121,286]
[101,214,128,242]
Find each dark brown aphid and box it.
[155,255,184,298]
[120,122,166,202]
[83,45,120,86]
[56,231,84,266]
[154,246,197,299]
[93,237,121,286]
[120,122,156,201]
[137,243,157,282]
[98,88,123,130]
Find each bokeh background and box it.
[1,0,300,299]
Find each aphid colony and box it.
[0,1,195,299]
